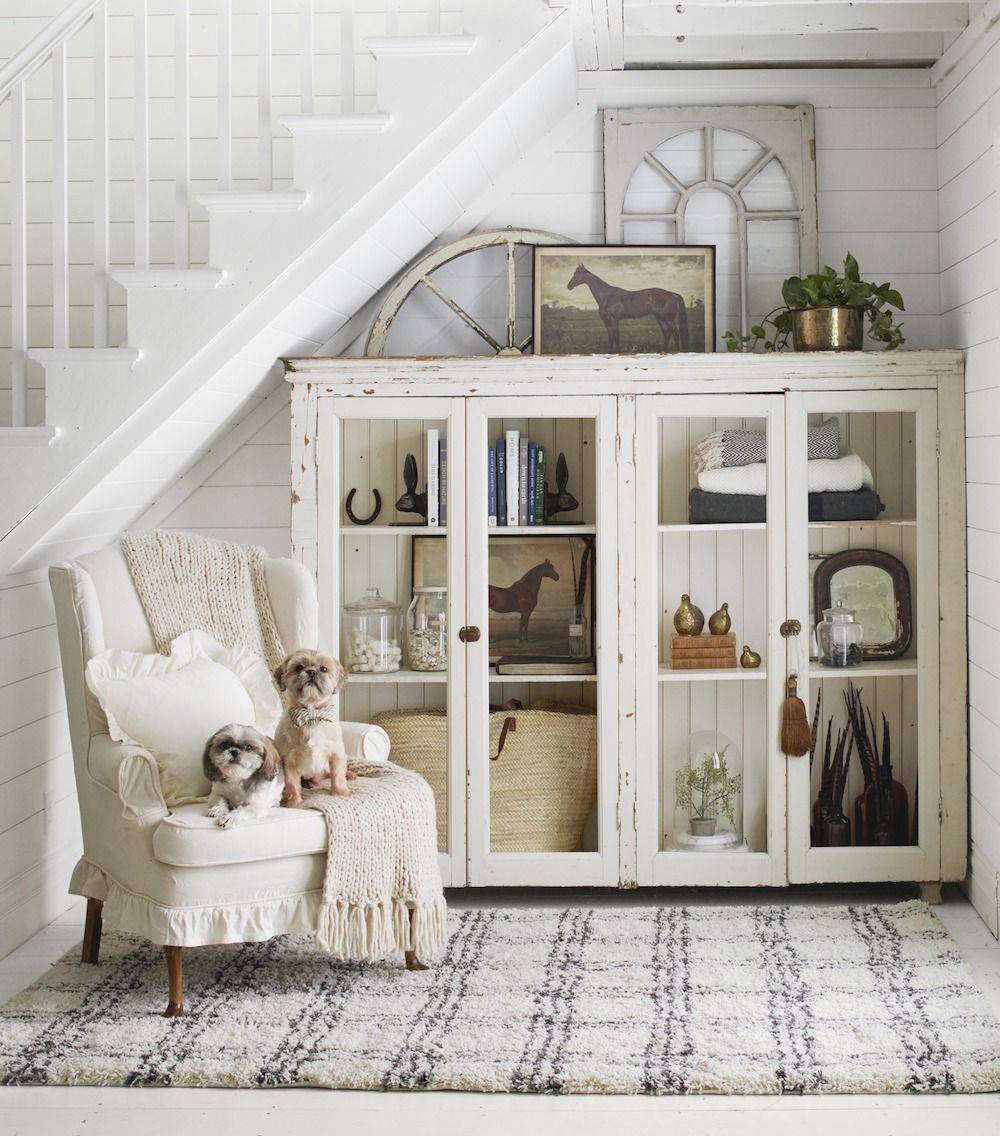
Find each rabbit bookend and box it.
[544,453,579,522]
[395,453,428,522]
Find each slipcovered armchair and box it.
[49,542,393,1017]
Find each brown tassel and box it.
[781,674,811,756]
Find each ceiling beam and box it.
[624,30,945,65]
[556,0,625,69]
[626,2,968,37]
[932,0,1000,86]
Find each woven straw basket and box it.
[372,707,598,853]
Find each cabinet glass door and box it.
[634,394,786,887]
[317,397,467,886]
[786,390,939,883]
[465,396,618,885]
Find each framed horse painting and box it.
[412,534,596,662]
[532,245,716,355]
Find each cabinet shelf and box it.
[809,659,918,679]
[658,666,766,682]
[658,518,915,533]
[339,525,446,536]
[490,525,596,535]
[659,522,765,533]
[347,668,447,683]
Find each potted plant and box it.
[675,744,742,838]
[724,253,905,353]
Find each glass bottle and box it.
[406,586,448,671]
[816,601,863,668]
[342,585,402,673]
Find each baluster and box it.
[175,0,190,266]
[258,0,272,190]
[52,41,69,349]
[93,1,109,347]
[427,0,440,34]
[218,0,231,190]
[134,0,149,268]
[10,81,27,427]
[341,0,354,114]
[386,0,398,36]
[300,0,314,115]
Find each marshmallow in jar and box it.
[342,585,402,673]
[406,586,448,672]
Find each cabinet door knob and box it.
[458,626,481,643]
[779,619,802,638]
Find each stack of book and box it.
[668,633,737,670]
[487,430,546,527]
[425,428,446,528]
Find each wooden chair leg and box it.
[81,898,103,965]
[404,907,428,971]
[164,946,184,1017]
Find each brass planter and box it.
[791,306,863,352]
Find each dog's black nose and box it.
[304,668,315,678]
[227,750,240,763]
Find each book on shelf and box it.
[534,446,545,524]
[518,439,529,526]
[505,431,520,527]
[487,445,497,526]
[668,656,738,671]
[426,428,440,527]
[495,438,506,526]
[439,438,447,526]
[527,441,538,525]
[669,633,736,650]
[494,655,596,676]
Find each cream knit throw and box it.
[121,530,286,672]
[304,761,446,961]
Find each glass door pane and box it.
[466,396,618,886]
[786,391,939,883]
[635,394,786,887]
[319,397,466,886]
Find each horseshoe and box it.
[345,488,382,526]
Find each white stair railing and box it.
[0,0,454,428]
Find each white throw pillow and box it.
[86,630,282,806]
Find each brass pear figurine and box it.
[673,594,705,636]
[709,602,731,636]
[740,644,762,669]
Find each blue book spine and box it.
[495,438,507,526]
[487,447,497,526]
[527,442,538,525]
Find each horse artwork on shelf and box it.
[412,534,596,661]
[532,245,716,355]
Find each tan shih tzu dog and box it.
[273,649,352,807]
[203,724,283,828]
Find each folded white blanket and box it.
[698,454,874,496]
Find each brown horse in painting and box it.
[489,559,560,642]
[568,263,689,352]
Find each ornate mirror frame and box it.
[813,548,913,661]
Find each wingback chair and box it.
[49,542,406,1018]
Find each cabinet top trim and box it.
[284,350,963,386]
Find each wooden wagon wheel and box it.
[364,229,574,357]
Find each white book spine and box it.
[505,430,519,527]
[426,428,439,527]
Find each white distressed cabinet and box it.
[287,351,967,890]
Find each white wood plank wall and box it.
[936,40,1000,935]
[0,0,462,425]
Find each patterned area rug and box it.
[3,901,1000,1093]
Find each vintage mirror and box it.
[813,549,911,660]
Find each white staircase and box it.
[0,0,578,572]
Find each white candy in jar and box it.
[346,631,401,673]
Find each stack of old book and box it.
[669,633,737,670]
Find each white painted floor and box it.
[2,886,1000,1135]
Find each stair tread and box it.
[196,190,308,212]
[280,113,391,135]
[28,347,140,363]
[365,34,476,57]
[111,267,224,288]
[0,426,58,447]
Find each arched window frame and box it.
[604,106,819,338]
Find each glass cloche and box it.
[673,730,743,850]
[342,585,402,673]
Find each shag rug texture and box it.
[2,901,1000,1094]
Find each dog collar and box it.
[288,706,338,727]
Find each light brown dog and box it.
[273,649,352,807]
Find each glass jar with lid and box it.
[406,586,448,671]
[342,585,402,673]
[816,601,863,668]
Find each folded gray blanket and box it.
[694,418,840,472]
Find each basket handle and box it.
[491,716,517,761]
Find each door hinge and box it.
[935,429,941,456]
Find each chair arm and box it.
[341,721,390,763]
[87,733,169,824]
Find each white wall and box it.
[937,40,1000,934]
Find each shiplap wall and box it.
[937,41,1000,934]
